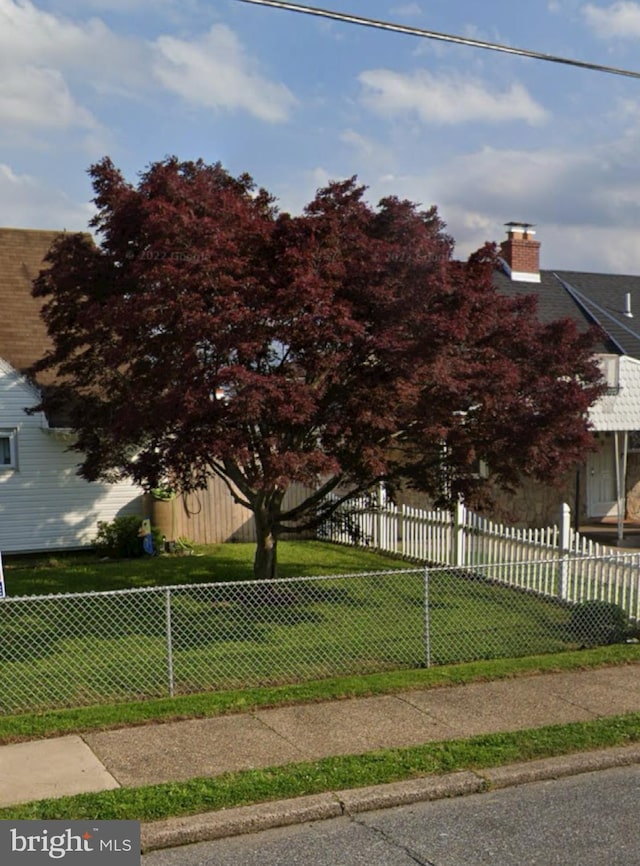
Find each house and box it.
[0,227,307,551]
[491,222,640,535]
[0,228,144,554]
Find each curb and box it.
[141,743,640,852]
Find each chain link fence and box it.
[1,558,638,715]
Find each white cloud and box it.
[583,1,640,37]
[416,140,640,271]
[0,163,94,230]
[430,146,588,206]
[274,165,342,217]
[543,224,640,273]
[358,69,548,126]
[441,202,640,274]
[0,0,148,138]
[0,66,97,130]
[152,24,297,122]
[0,1,298,147]
[390,3,423,16]
[52,0,177,10]
[339,128,395,173]
[0,0,115,67]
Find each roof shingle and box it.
[493,265,640,358]
[0,227,62,384]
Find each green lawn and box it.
[0,542,611,715]
[3,540,397,595]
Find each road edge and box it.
[141,742,640,852]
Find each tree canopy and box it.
[32,157,603,579]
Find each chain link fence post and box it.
[424,566,431,667]
[165,587,175,697]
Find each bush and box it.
[568,600,632,646]
[94,516,162,559]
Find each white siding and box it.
[589,355,640,431]
[0,361,142,553]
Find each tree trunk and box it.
[253,510,279,581]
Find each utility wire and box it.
[236,0,640,80]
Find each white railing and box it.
[322,495,640,620]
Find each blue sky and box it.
[3,0,640,272]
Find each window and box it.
[0,429,17,469]
[598,355,620,395]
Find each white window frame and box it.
[598,354,620,395]
[0,428,18,469]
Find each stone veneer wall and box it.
[395,469,587,529]
[389,457,640,528]
[624,452,640,520]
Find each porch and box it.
[578,518,640,550]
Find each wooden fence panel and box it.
[148,479,313,545]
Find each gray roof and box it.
[493,266,640,358]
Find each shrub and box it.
[568,600,632,646]
[94,516,162,559]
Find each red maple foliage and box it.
[31,157,603,579]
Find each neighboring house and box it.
[491,222,640,532]
[0,228,143,554]
[0,227,307,551]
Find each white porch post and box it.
[452,498,465,566]
[614,430,629,543]
[558,502,571,601]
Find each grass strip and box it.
[2,541,409,595]
[1,645,639,744]
[1,713,639,823]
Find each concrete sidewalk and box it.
[0,665,639,848]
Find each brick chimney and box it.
[499,222,541,283]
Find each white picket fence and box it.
[322,495,640,620]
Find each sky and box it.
[4,0,640,273]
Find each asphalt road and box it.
[142,764,640,866]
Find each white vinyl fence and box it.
[321,495,640,621]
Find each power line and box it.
[236,0,640,80]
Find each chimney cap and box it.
[504,221,536,231]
